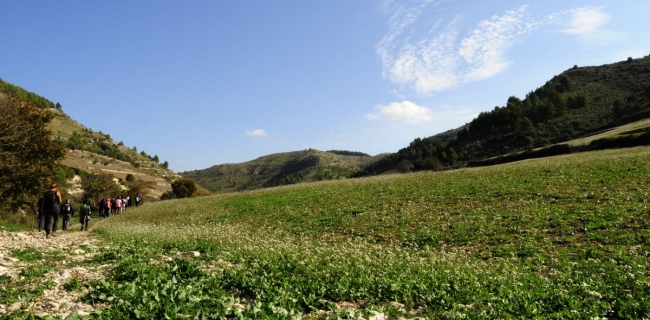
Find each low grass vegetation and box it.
[0,210,36,232]
[567,118,650,147]
[78,146,650,319]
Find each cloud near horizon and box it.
[367,101,433,124]
[245,129,267,137]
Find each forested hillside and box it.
[357,55,650,176]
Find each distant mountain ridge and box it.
[181,149,385,193]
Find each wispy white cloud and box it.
[562,7,609,35]
[245,129,267,137]
[387,18,462,93]
[367,101,433,124]
[376,3,537,95]
[459,7,534,82]
[376,3,627,95]
[559,7,623,45]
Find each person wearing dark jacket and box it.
[40,183,62,239]
[60,199,74,231]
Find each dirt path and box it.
[0,223,108,317]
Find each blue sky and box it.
[2,1,649,172]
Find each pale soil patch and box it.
[0,227,106,318]
[62,149,178,198]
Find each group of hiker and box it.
[36,183,144,239]
[96,194,141,218]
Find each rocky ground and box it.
[0,227,107,318]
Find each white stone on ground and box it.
[0,229,103,317]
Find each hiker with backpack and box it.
[79,201,92,231]
[40,183,62,239]
[61,199,74,231]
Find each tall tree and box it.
[515,117,535,135]
[0,96,66,210]
[80,173,121,204]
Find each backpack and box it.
[62,203,71,213]
[42,190,58,212]
[81,204,90,215]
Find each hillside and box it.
[88,146,650,318]
[0,78,179,200]
[181,149,384,193]
[357,55,650,176]
[49,112,180,198]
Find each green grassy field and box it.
[83,147,650,319]
[566,117,650,147]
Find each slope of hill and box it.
[566,117,650,146]
[181,149,384,193]
[0,78,180,199]
[50,111,181,198]
[357,55,650,176]
[93,146,650,318]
